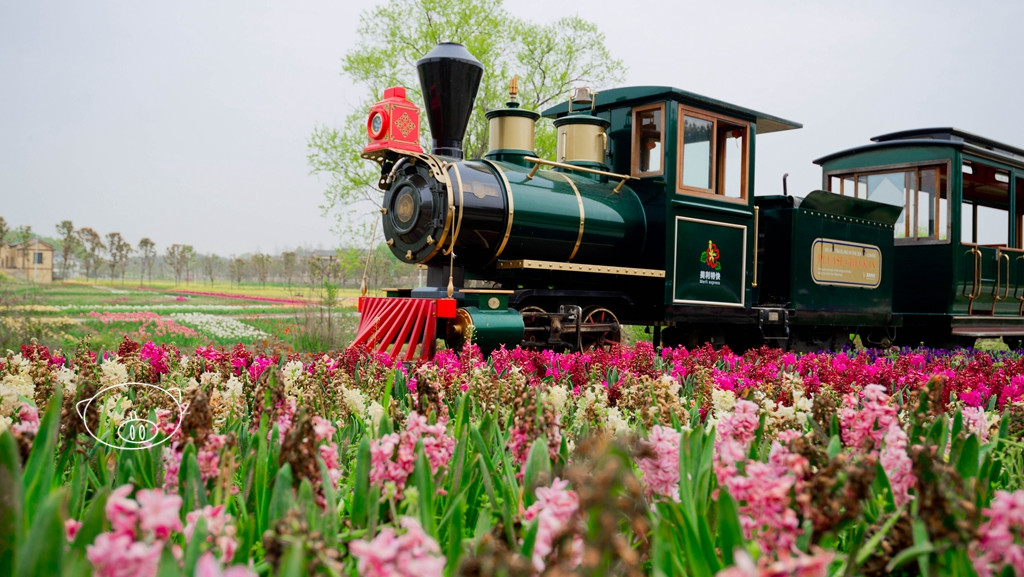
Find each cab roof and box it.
[540,86,802,134]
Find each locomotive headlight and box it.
[368,110,387,139]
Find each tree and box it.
[56,220,80,280]
[201,254,221,285]
[104,232,132,282]
[164,244,194,285]
[306,0,625,236]
[15,226,33,280]
[138,238,156,284]
[251,253,271,288]
[76,227,105,280]
[229,256,246,287]
[282,251,297,289]
[0,216,8,246]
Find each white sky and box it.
[2,0,1022,255]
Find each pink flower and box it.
[972,489,1024,577]
[637,425,682,501]
[65,518,82,542]
[86,531,162,577]
[523,478,583,573]
[348,517,445,577]
[193,552,256,577]
[11,402,40,436]
[312,416,336,442]
[840,383,896,451]
[369,412,454,499]
[185,505,238,562]
[105,484,140,536]
[135,488,183,540]
[880,423,916,507]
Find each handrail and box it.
[962,245,982,314]
[992,250,1011,313]
[523,156,636,193]
[752,206,759,288]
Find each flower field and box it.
[1,339,1023,577]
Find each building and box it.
[1,238,55,283]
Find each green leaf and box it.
[854,505,906,567]
[70,487,109,552]
[0,431,23,577]
[268,464,294,522]
[15,488,64,577]
[885,542,936,573]
[519,518,539,562]
[277,543,305,577]
[414,446,437,538]
[521,436,551,508]
[956,434,979,480]
[22,392,61,525]
[715,490,744,567]
[351,437,371,529]
[826,434,842,460]
[183,516,207,577]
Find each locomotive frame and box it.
[351,43,1024,359]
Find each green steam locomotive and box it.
[353,43,1024,359]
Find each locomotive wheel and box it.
[518,306,547,348]
[580,306,621,350]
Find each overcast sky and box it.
[3,0,1022,256]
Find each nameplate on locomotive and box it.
[811,238,881,288]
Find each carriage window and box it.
[962,161,1010,245]
[632,104,664,176]
[827,164,949,242]
[677,105,748,201]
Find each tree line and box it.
[0,216,412,290]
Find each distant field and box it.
[0,279,364,353]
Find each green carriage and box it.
[816,128,1024,347]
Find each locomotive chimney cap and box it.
[416,42,484,160]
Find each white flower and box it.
[604,406,631,436]
[0,372,34,417]
[0,415,12,434]
[280,360,305,394]
[169,313,270,340]
[223,375,244,403]
[56,366,77,397]
[341,386,366,420]
[199,371,223,388]
[367,401,385,430]
[543,385,570,413]
[99,358,129,387]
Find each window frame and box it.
[825,160,952,244]
[675,104,749,203]
[631,103,666,177]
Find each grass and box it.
[0,278,362,354]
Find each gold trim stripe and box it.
[417,159,454,263]
[554,172,585,262]
[482,159,514,266]
[497,259,665,278]
[443,163,465,256]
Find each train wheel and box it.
[518,305,547,348]
[580,306,621,350]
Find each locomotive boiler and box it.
[354,42,1019,359]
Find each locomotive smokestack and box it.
[416,42,483,159]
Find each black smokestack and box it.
[416,42,483,159]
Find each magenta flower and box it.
[65,518,82,542]
[348,517,445,577]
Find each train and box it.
[351,42,1024,360]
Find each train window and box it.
[632,104,665,176]
[827,164,949,242]
[676,105,748,201]
[962,161,1011,245]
